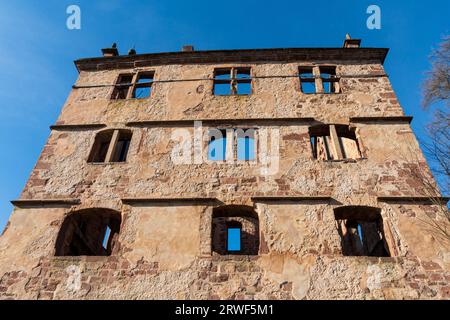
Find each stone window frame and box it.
[111,70,155,100]
[297,65,341,94]
[212,67,253,96]
[208,205,261,256]
[87,128,133,164]
[204,125,259,164]
[308,124,365,161]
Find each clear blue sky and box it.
[0,0,448,232]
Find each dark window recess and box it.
[319,66,340,93]
[111,130,132,162]
[111,72,154,100]
[111,74,133,100]
[212,205,259,255]
[88,130,114,163]
[55,208,122,256]
[334,206,390,257]
[88,129,132,163]
[299,66,316,94]
[213,68,252,95]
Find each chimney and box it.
[342,34,361,48]
[182,45,194,52]
[101,43,119,57]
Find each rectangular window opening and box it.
[132,72,154,99]
[96,142,110,162]
[214,82,232,95]
[133,86,151,99]
[334,207,390,257]
[214,68,252,96]
[88,130,115,163]
[320,66,339,94]
[111,131,132,162]
[102,226,111,250]
[236,68,251,95]
[112,72,154,100]
[311,135,335,160]
[112,74,133,100]
[227,227,241,252]
[299,67,316,94]
[237,129,255,161]
[310,125,361,161]
[300,80,316,94]
[208,129,227,161]
[237,81,251,95]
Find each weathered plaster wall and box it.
[20,123,430,202]
[0,56,448,300]
[0,202,448,299]
[56,62,402,126]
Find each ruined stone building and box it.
[0,37,449,300]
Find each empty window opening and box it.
[309,124,361,161]
[334,206,390,257]
[213,70,231,95]
[111,74,133,100]
[88,129,133,163]
[88,130,114,163]
[319,66,340,94]
[110,130,132,162]
[236,128,255,161]
[111,71,154,100]
[208,129,227,161]
[235,68,251,95]
[213,68,252,95]
[212,205,259,255]
[208,128,256,161]
[227,224,242,252]
[55,208,121,256]
[132,72,154,98]
[102,226,111,249]
[299,67,316,94]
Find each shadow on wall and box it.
[335,205,390,257]
[55,208,121,256]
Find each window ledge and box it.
[300,92,343,95]
[336,256,397,263]
[11,198,80,207]
[213,94,252,97]
[110,98,150,102]
[321,157,367,163]
[206,160,257,165]
[51,255,111,262]
[211,254,259,261]
[87,162,129,165]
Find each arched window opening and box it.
[88,129,132,163]
[212,205,259,255]
[334,206,390,257]
[309,124,361,160]
[55,208,121,256]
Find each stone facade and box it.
[0,41,449,300]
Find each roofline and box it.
[74,47,389,72]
